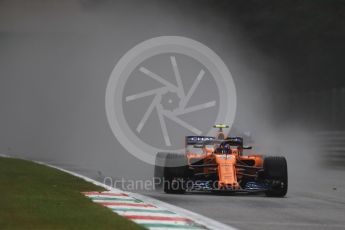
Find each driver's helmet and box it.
[216,143,230,153]
[223,143,230,153]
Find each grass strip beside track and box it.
[0,157,145,230]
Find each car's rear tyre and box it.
[264,156,288,197]
[163,153,188,194]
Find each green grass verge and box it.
[0,157,145,230]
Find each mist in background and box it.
[1,0,345,195]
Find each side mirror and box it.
[243,146,252,150]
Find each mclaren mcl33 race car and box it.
[155,124,288,197]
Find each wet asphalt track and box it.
[48,160,345,230]
[143,190,345,230]
[141,169,345,230]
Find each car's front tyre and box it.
[163,153,188,194]
[264,156,288,197]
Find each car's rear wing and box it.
[185,136,215,146]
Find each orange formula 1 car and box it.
[155,124,288,197]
